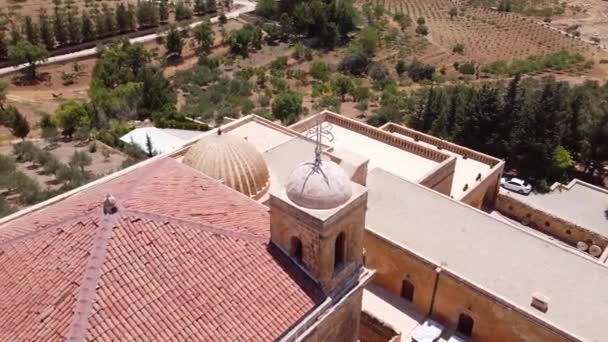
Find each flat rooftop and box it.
[227,120,294,153]
[391,132,491,198]
[313,123,439,182]
[501,180,608,238]
[366,168,608,342]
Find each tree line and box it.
[0,0,224,60]
[370,76,608,187]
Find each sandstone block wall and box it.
[363,230,572,342]
[495,193,608,255]
[359,311,400,342]
[303,289,364,342]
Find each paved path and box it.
[0,0,256,76]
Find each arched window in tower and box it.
[456,313,474,338]
[334,232,346,273]
[400,279,415,302]
[291,237,303,263]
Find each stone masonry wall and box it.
[496,193,608,255]
[419,157,456,196]
[303,288,364,342]
[359,311,401,342]
[363,230,573,342]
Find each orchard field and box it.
[358,0,600,64]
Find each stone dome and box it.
[286,159,352,210]
[183,133,270,199]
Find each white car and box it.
[500,177,532,195]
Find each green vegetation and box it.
[482,51,591,76]
[369,75,608,185]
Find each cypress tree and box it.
[159,0,169,23]
[194,0,206,15]
[126,4,137,31]
[39,10,55,50]
[116,3,129,33]
[54,8,69,47]
[103,4,117,36]
[207,0,217,13]
[0,31,8,60]
[81,11,96,41]
[67,9,83,44]
[22,16,40,45]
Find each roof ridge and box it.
[123,209,268,243]
[66,208,120,342]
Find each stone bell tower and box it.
[268,124,368,293]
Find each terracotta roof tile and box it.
[0,158,325,341]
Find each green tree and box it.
[81,12,96,41]
[174,0,193,20]
[103,4,117,36]
[67,9,82,44]
[256,0,276,18]
[0,31,8,60]
[52,100,91,139]
[39,113,59,144]
[331,75,353,101]
[69,150,92,173]
[357,26,379,56]
[116,3,130,32]
[309,61,330,81]
[192,22,214,53]
[207,0,217,13]
[165,26,183,58]
[137,1,160,28]
[139,67,176,115]
[126,4,137,31]
[272,91,303,124]
[395,60,407,76]
[159,0,169,22]
[22,16,40,45]
[415,24,429,36]
[8,40,49,80]
[54,8,69,46]
[2,106,30,140]
[194,0,206,15]
[39,10,55,50]
[550,145,573,180]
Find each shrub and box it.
[417,17,425,25]
[368,63,389,82]
[310,61,331,81]
[270,56,288,71]
[339,48,370,76]
[453,43,464,54]
[155,119,210,131]
[407,60,435,81]
[458,62,476,75]
[415,24,429,36]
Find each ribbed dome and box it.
[183,133,270,199]
[286,159,352,210]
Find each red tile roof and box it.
[0,158,325,341]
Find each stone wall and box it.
[302,288,364,342]
[363,229,574,342]
[459,162,504,208]
[269,194,367,292]
[419,157,456,196]
[359,311,401,342]
[495,193,608,256]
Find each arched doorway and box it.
[456,313,474,337]
[400,279,415,302]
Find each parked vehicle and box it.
[500,177,532,195]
